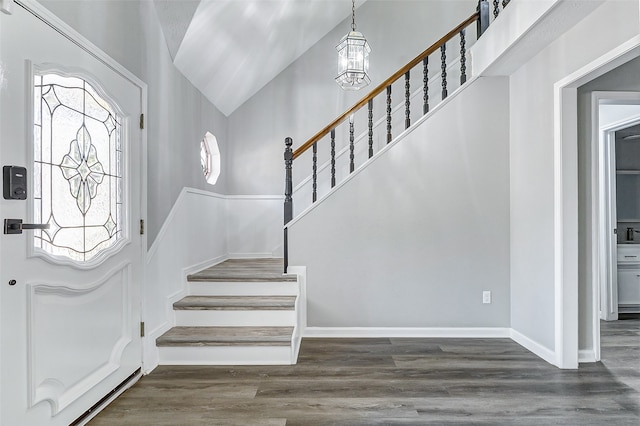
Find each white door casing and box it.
[1,2,147,425]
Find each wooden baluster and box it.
[493,0,499,18]
[349,116,355,173]
[312,142,317,203]
[283,137,293,274]
[441,43,448,100]
[423,57,429,115]
[386,85,392,144]
[368,99,374,159]
[460,29,467,85]
[405,70,411,129]
[477,0,489,37]
[330,129,336,188]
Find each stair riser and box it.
[188,281,297,296]
[158,345,294,365]
[175,310,296,327]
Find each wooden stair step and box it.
[156,326,294,347]
[187,258,296,282]
[174,296,296,310]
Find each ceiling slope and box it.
[171,0,367,116]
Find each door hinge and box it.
[140,219,144,235]
[139,113,144,129]
[140,322,145,337]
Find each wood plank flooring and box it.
[173,296,297,310]
[90,319,640,425]
[187,258,296,282]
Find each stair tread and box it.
[174,296,296,310]
[187,258,296,282]
[156,326,293,347]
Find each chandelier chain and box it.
[351,0,356,31]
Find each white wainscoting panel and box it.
[27,263,131,414]
[144,189,284,371]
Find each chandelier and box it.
[335,0,371,90]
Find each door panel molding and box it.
[26,261,132,414]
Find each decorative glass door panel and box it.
[33,72,125,263]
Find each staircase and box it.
[156,258,301,365]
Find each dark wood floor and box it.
[89,319,639,425]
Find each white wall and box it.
[37,0,230,245]
[226,196,284,258]
[289,76,510,328]
[576,57,640,354]
[226,0,478,196]
[509,0,640,354]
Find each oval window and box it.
[200,132,220,185]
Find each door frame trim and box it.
[554,35,640,368]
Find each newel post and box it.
[283,137,293,273]
[477,0,490,38]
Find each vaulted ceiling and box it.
[154,0,367,116]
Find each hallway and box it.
[89,319,639,425]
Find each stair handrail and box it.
[293,10,484,160]
[283,0,498,273]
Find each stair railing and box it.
[283,0,507,273]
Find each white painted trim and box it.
[287,76,481,228]
[553,34,640,369]
[288,266,306,363]
[225,194,283,200]
[509,328,556,366]
[174,310,295,327]
[578,349,597,363]
[303,327,510,338]
[16,0,147,90]
[158,346,294,366]
[182,255,228,278]
[1,0,14,14]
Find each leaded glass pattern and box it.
[200,136,211,180]
[33,73,124,262]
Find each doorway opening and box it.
[591,92,640,363]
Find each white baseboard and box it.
[578,349,596,363]
[509,328,557,366]
[183,255,228,276]
[303,327,511,338]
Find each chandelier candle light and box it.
[335,0,371,90]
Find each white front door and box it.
[0,3,144,425]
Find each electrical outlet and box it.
[483,291,491,304]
